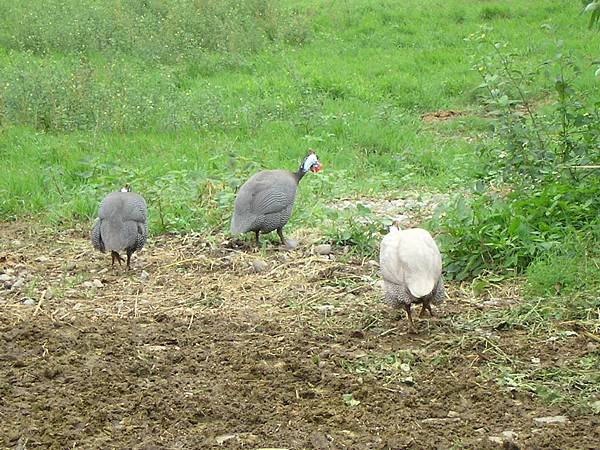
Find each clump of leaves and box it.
[322,204,391,258]
[433,29,600,280]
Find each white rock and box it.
[140,270,150,280]
[35,256,50,263]
[318,304,335,316]
[83,281,94,288]
[533,416,568,426]
[11,278,25,290]
[92,279,103,288]
[447,410,460,418]
[501,430,518,441]
[285,239,299,250]
[0,274,13,282]
[314,244,332,255]
[252,260,268,273]
[22,298,36,306]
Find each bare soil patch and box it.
[1,222,598,449]
[421,110,464,123]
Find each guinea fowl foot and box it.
[403,304,418,334]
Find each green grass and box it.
[2,0,598,234]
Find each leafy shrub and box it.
[433,178,600,281]
[323,204,392,258]
[432,29,600,280]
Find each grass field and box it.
[1,1,599,448]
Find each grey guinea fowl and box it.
[379,226,446,333]
[231,150,323,246]
[91,185,148,269]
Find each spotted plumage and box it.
[91,187,148,269]
[379,226,446,332]
[231,150,322,246]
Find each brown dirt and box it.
[421,110,464,123]
[1,221,598,449]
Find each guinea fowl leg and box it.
[276,228,286,246]
[254,230,260,247]
[126,249,133,270]
[419,300,432,318]
[403,303,417,333]
[111,251,125,266]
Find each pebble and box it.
[11,278,25,290]
[0,274,13,282]
[21,298,36,306]
[318,304,335,316]
[533,415,569,426]
[447,410,460,418]
[92,279,104,288]
[285,239,299,250]
[140,270,150,280]
[343,293,356,302]
[314,244,332,255]
[65,262,77,272]
[488,436,503,445]
[252,260,268,273]
[501,431,518,441]
[35,256,50,263]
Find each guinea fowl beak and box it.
[311,162,323,173]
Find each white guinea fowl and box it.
[91,185,148,269]
[379,226,446,333]
[231,150,323,246]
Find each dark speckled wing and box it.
[231,170,298,234]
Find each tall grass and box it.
[0,0,597,237]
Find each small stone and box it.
[344,293,356,302]
[21,298,36,306]
[92,279,104,288]
[531,357,541,364]
[252,260,268,273]
[285,239,299,250]
[0,274,13,282]
[533,415,568,426]
[319,304,335,316]
[65,262,77,272]
[488,436,503,445]
[501,431,518,441]
[447,410,460,418]
[11,278,25,290]
[35,256,50,263]
[314,244,332,255]
[83,281,94,288]
[98,268,108,275]
[140,270,150,280]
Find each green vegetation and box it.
[1,0,599,407]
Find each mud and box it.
[1,222,598,449]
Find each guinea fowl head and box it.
[296,150,323,181]
[120,184,132,193]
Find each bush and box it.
[431,30,600,280]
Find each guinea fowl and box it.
[379,226,446,333]
[231,150,323,246]
[91,186,148,269]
